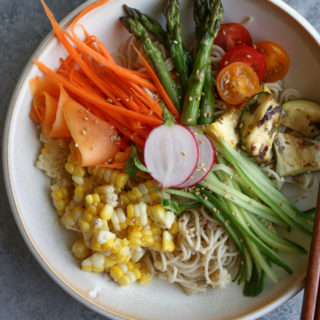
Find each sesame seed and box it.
[199,140,205,144]
[189,96,193,101]
[187,118,192,123]
[84,116,89,121]
[125,98,129,102]
[224,60,229,66]
[181,152,187,156]
[82,130,87,136]
[79,108,84,113]
[222,30,226,36]
[173,40,178,44]
[110,125,114,129]
[246,54,252,58]
[197,96,201,101]
[190,175,194,179]
[225,78,230,84]
[94,119,100,124]
[75,143,79,148]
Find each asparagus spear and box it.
[193,0,216,124]
[181,0,223,125]
[120,17,181,111]
[193,0,209,40]
[124,5,167,45]
[198,65,215,124]
[163,0,189,95]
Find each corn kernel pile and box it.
[38,137,179,287]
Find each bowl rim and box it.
[2,0,320,319]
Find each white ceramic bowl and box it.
[3,0,320,319]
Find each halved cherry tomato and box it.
[254,41,290,82]
[216,62,260,105]
[214,23,253,52]
[220,46,267,82]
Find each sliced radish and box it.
[175,127,215,188]
[144,124,199,188]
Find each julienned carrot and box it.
[41,0,149,110]
[68,28,157,91]
[97,162,125,169]
[41,0,161,126]
[101,113,145,149]
[130,83,163,117]
[133,47,180,119]
[70,0,107,33]
[34,60,162,127]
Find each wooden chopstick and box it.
[301,184,320,320]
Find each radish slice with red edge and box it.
[144,124,199,188]
[175,127,215,188]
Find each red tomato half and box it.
[254,41,290,82]
[214,23,253,52]
[220,46,267,82]
[216,62,260,105]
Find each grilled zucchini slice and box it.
[274,132,320,176]
[282,99,320,138]
[239,91,283,162]
[206,108,241,147]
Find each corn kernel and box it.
[126,204,134,218]
[52,189,64,201]
[118,275,131,286]
[74,185,85,202]
[81,258,92,272]
[74,166,86,177]
[92,253,106,273]
[169,220,179,235]
[80,220,90,232]
[91,240,101,252]
[72,239,90,260]
[83,212,94,223]
[132,268,142,280]
[65,163,74,174]
[53,199,66,211]
[116,173,129,189]
[139,274,152,285]
[162,231,175,252]
[110,265,124,281]
[100,204,113,221]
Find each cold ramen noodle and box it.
[31,0,319,296]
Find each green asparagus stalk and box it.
[193,0,209,40]
[181,0,223,125]
[163,0,189,95]
[120,17,181,111]
[123,5,167,44]
[198,65,215,124]
[193,0,215,124]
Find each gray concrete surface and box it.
[0,0,319,319]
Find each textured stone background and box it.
[0,0,319,319]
